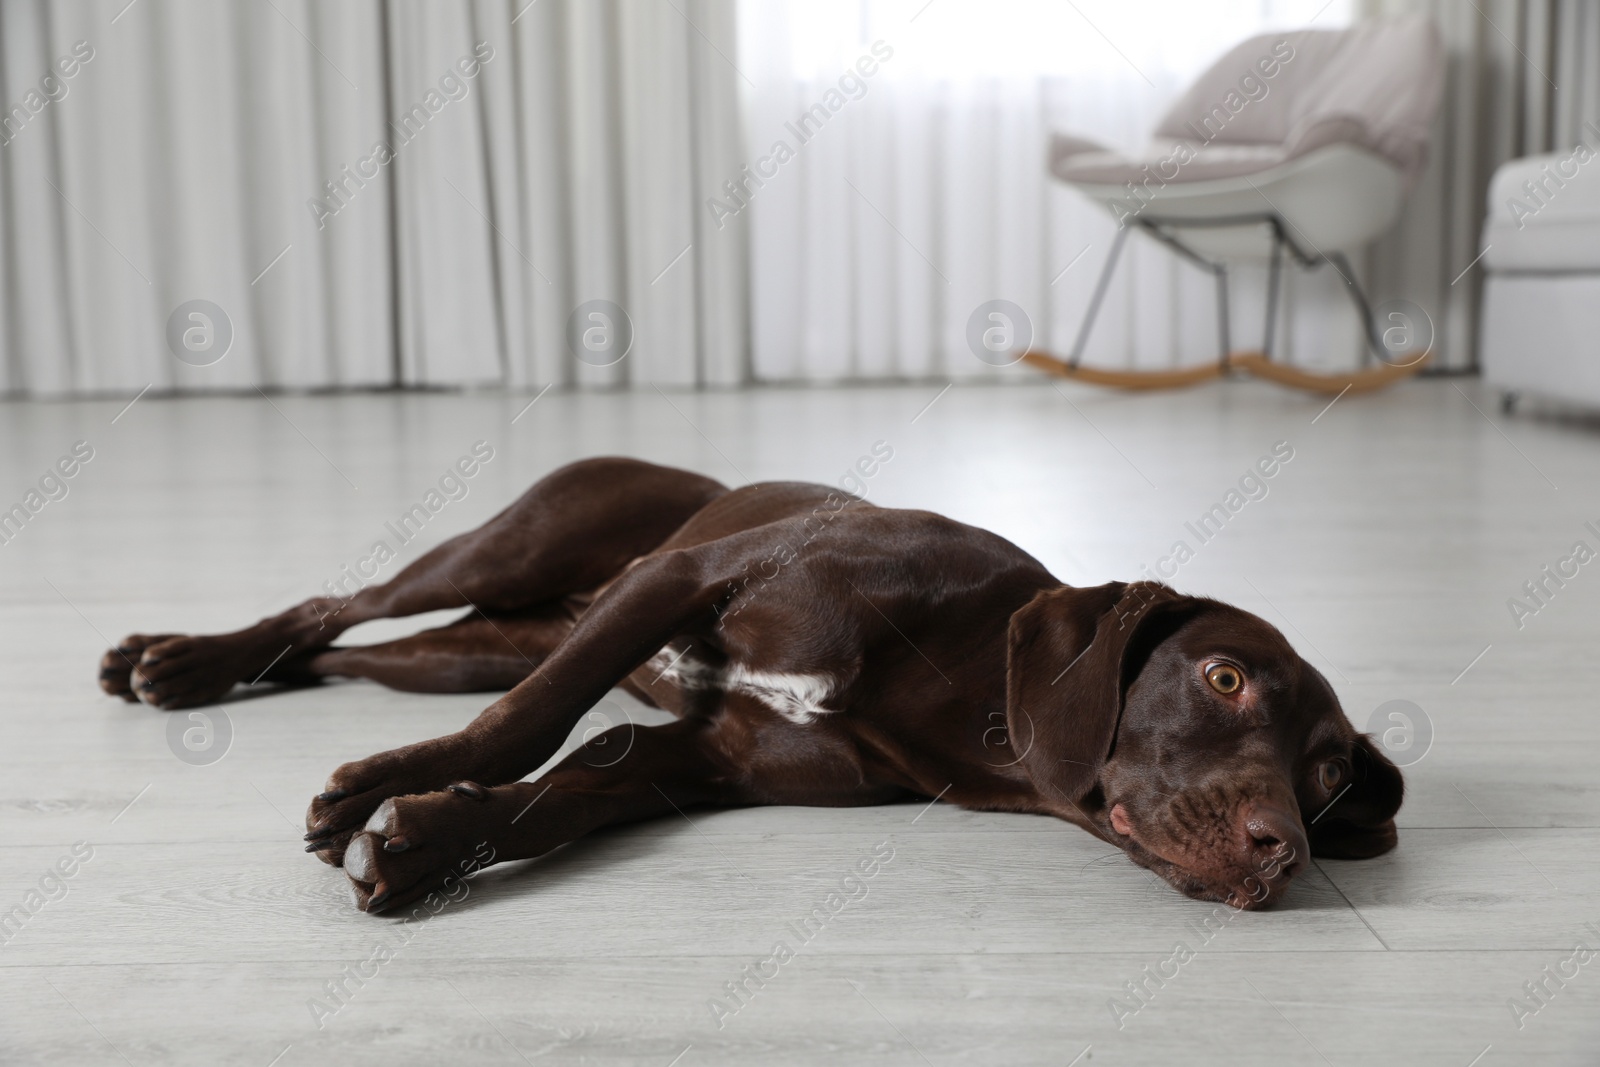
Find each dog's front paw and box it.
[342,785,502,913]
[304,742,470,866]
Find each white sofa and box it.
[1481,143,1600,411]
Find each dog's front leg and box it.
[305,545,744,864]
[336,717,740,912]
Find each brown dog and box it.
[99,457,1402,913]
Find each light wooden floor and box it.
[3,378,1599,1066]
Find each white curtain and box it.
[737,0,1374,383]
[0,0,747,397]
[7,0,1573,395]
[1364,0,1600,371]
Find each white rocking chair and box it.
[1027,15,1444,394]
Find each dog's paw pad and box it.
[363,799,399,836]
[344,832,379,882]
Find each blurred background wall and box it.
[1,0,1595,397]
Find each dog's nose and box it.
[1240,803,1308,885]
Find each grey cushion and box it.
[1052,15,1443,190]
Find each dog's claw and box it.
[305,840,338,853]
[447,781,488,801]
[304,824,334,842]
[383,836,411,853]
[316,789,349,802]
[366,884,391,911]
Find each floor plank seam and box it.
[1310,858,1391,950]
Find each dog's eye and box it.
[1204,663,1242,694]
[1316,760,1345,792]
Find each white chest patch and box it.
[644,648,838,725]
[726,665,837,724]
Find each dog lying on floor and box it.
[99,457,1402,913]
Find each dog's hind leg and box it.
[99,458,727,709]
[286,605,577,695]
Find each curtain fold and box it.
[0,0,396,395]
[0,0,746,397]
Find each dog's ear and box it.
[1308,734,1404,859]
[1005,581,1183,803]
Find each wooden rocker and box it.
[1022,213,1433,395]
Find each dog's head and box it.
[1006,581,1402,908]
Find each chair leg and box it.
[1327,251,1381,367]
[1262,228,1283,361]
[1027,210,1425,394]
[1068,224,1131,367]
[1214,265,1231,366]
